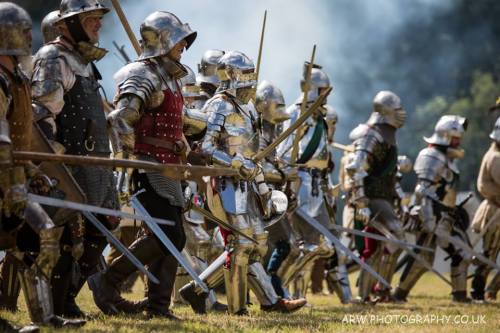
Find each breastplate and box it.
[222,103,259,159]
[57,75,110,156]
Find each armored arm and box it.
[107,62,162,155]
[107,94,143,154]
[31,45,70,139]
[413,148,447,231]
[345,127,378,207]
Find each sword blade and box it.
[330,224,435,253]
[28,193,174,226]
[296,208,391,289]
[370,220,452,287]
[81,211,159,284]
[189,205,258,244]
[129,196,209,293]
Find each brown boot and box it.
[262,298,307,313]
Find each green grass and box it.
[1,273,499,332]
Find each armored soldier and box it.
[345,90,406,303]
[275,65,349,302]
[393,115,470,303]
[172,64,227,312]
[470,117,500,301]
[30,0,121,318]
[252,80,292,298]
[180,51,306,315]
[0,2,84,329]
[87,11,197,320]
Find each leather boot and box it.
[88,236,161,315]
[50,251,73,316]
[145,255,180,320]
[261,298,307,313]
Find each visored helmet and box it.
[367,90,406,128]
[0,2,32,56]
[424,115,468,146]
[296,63,331,103]
[139,11,196,60]
[216,50,257,103]
[255,80,289,124]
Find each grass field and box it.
[1,273,499,333]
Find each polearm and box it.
[112,40,131,63]
[252,86,332,163]
[110,0,141,55]
[290,45,317,163]
[255,10,267,82]
[13,151,239,180]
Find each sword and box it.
[370,219,452,287]
[129,193,209,293]
[329,224,435,253]
[81,211,159,284]
[295,207,391,289]
[255,10,267,82]
[434,228,500,271]
[14,151,238,180]
[28,193,175,226]
[188,204,258,244]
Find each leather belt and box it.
[140,136,186,155]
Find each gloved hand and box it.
[29,173,54,195]
[231,154,259,181]
[3,184,27,218]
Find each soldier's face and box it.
[450,137,461,148]
[168,39,188,62]
[81,14,103,44]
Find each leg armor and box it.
[223,226,254,315]
[326,251,352,304]
[0,251,21,311]
[17,259,54,324]
[24,202,63,279]
[358,246,383,301]
[394,234,436,301]
[247,231,279,307]
[485,271,500,300]
[179,251,226,314]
